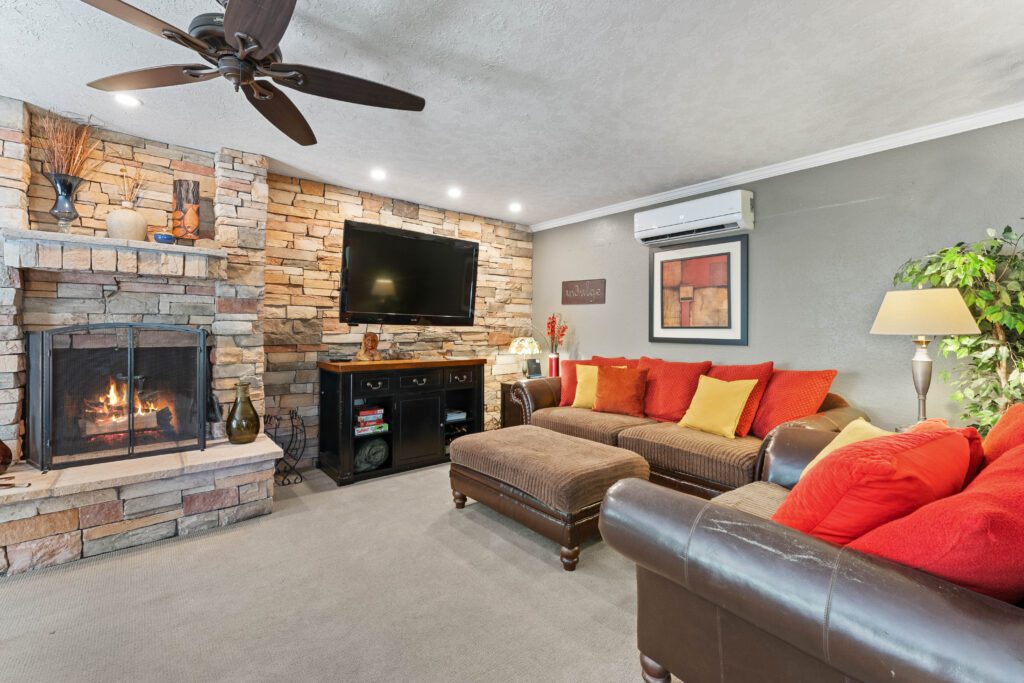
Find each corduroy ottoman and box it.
[449,425,650,570]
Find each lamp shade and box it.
[508,337,541,355]
[870,288,980,336]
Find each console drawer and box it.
[354,375,392,396]
[446,366,478,387]
[399,369,443,391]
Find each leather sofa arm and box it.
[600,478,1024,683]
[755,404,869,488]
[509,377,561,425]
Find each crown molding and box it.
[530,100,1024,232]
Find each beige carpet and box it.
[0,464,641,682]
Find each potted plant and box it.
[895,226,1024,432]
[546,313,569,377]
[105,166,148,241]
[36,113,98,232]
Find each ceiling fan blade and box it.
[243,82,316,146]
[224,0,297,61]
[88,65,218,92]
[268,64,426,111]
[80,0,211,55]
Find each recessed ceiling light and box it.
[447,186,463,199]
[370,168,387,181]
[114,93,141,108]
[509,202,522,213]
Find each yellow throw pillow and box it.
[800,418,893,478]
[572,364,624,409]
[679,375,758,439]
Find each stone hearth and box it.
[0,435,281,575]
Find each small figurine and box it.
[356,331,383,362]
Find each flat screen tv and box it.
[340,220,479,326]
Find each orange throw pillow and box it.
[558,357,626,407]
[982,403,1024,463]
[908,422,986,485]
[750,369,837,439]
[771,431,970,545]
[707,362,773,436]
[593,366,650,418]
[637,357,712,422]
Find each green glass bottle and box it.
[226,381,260,445]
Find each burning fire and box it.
[101,378,157,418]
[81,377,172,438]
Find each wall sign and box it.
[561,279,606,305]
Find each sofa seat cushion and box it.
[618,423,763,489]
[532,407,655,445]
[712,481,789,520]
[449,425,650,512]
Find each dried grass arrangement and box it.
[117,166,142,205]
[37,113,100,178]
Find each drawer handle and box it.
[365,380,384,390]
[412,377,427,386]
[453,373,469,383]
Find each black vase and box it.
[44,172,84,232]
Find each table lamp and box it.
[870,288,980,421]
[508,337,541,377]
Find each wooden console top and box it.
[317,357,488,374]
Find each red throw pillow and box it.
[707,362,774,436]
[558,357,627,407]
[750,369,837,439]
[771,431,970,545]
[909,422,986,486]
[982,403,1024,463]
[849,443,1024,602]
[593,366,650,418]
[637,357,712,422]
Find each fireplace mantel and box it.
[0,229,228,280]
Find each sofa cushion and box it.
[450,425,650,512]
[680,375,758,439]
[712,481,789,520]
[618,422,763,489]
[559,357,626,407]
[532,407,655,445]
[982,403,1024,463]
[594,366,649,418]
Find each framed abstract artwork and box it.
[649,235,748,345]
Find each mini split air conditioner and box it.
[634,190,754,246]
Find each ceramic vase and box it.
[105,201,148,241]
[226,381,260,445]
[45,172,83,233]
[548,353,560,378]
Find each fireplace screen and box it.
[27,323,208,470]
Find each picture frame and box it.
[525,358,542,378]
[648,235,748,345]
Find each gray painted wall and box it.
[531,120,1024,428]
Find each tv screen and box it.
[340,221,479,326]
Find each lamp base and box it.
[911,336,933,422]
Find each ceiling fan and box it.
[80,0,426,146]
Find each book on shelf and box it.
[357,406,384,417]
[354,423,389,436]
[358,419,384,427]
[357,413,384,423]
[445,409,468,423]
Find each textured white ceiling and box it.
[2,0,1024,225]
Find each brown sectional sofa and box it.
[511,377,866,498]
[599,426,1024,683]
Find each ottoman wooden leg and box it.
[452,490,467,509]
[560,545,580,571]
[640,653,670,683]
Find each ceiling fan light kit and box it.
[80,0,426,146]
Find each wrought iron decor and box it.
[268,409,306,486]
